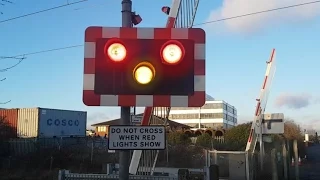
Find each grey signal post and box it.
[119,0,133,180]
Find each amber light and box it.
[133,62,155,85]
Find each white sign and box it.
[108,149,116,153]
[255,113,284,134]
[108,125,166,150]
[131,115,142,124]
[305,134,309,142]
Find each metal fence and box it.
[2,137,108,156]
[205,150,255,180]
[191,136,225,144]
[58,170,178,180]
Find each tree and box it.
[224,122,251,151]
[283,120,302,140]
[195,133,212,148]
[167,131,191,145]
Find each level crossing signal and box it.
[83,27,206,107]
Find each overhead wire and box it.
[0,0,88,24]
[194,0,320,26]
[2,0,320,58]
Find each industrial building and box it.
[156,94,237,130]
[0,108,87,138]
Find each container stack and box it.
[0,107,87,138]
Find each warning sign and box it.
[108,125,166,150]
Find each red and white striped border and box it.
[83,27,206,107]
[246,49,276,146]
[166,0,181,28]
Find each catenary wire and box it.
[194,0,320,26]
[2,0,320,58]
[0,0,88,24]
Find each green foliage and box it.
[162,145,205,168]
[195,133,212,148]
[224,122,251,151]
[167,131,191,145]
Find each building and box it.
[92,114,191,137]
[158,94,237,130]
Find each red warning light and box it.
[105,42,127,62]
[161,40,185,65]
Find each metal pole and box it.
[198,107,201,129]
[119,1,132,180]
[259,115,264,170]
[293,140,299,180]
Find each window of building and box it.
[223,104,227,110]
[171,107,199,110]
[97,126,106,132]
[202,103,214,109]
[202,103,223,109]
[171,113,198,119]
[215,113,223,118]
[200,113,212,119]
[171,113,224,119]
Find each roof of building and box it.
[91,113,192,129]
[206,94,215,101]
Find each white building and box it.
[160,95,237,130]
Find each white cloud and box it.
[205,0,320,33]
[274,93,320,109]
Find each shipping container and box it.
[0,109,18,138]
[17,108,87,138]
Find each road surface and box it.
[297,144,320,180]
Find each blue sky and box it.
[1,0,319,131]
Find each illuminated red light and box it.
[161,40,185,65]
[106,42,127,62]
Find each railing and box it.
[191,136,225,144]
[205,150,254,180]
[58,170,178,180]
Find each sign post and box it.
[120,1,132,180]
[131,114,143,124]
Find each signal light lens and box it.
[161,41,184,64]
[107,43,126,62]
[133,62,155,85]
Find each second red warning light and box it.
[161,40,185,65]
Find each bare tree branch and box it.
[0,77,6,81]
[0,56,24,60]
[1,0,13,4]
[0,99,11,104]
[0,56,26,72]
[0,0,14,15]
